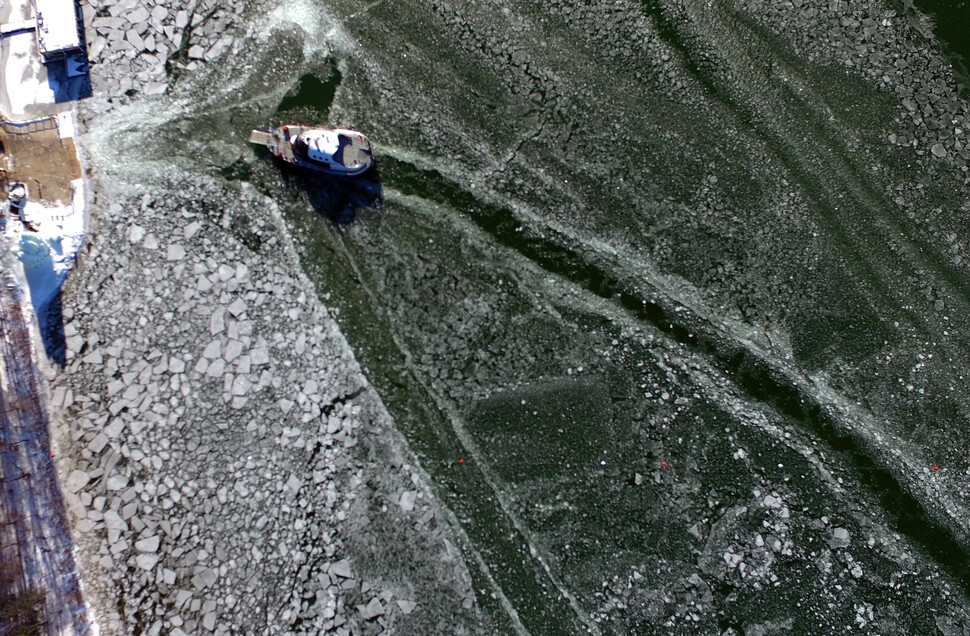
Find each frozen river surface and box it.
[70,0,970,632]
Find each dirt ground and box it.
[0,123,80,207]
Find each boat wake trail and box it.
[277,0,970,618]
[376,152,970,599]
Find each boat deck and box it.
[247,130,271,146]
[334,133,372,169]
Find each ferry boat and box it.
[249,125,375,176]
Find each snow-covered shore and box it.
[5,178,87,328]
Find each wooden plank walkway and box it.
[0,269,90,635]
[249,128,295,162]
[247,130,271,146]
[0,19,37,38]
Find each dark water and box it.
[128,0,970,631]
[275,64,343,122]
[912,0,970,94]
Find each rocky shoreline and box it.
[44,0,493,634]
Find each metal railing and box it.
[0,117,58,135]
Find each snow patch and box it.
[2,20,56,116]
[5,178,85,320]
[57,110,75,139]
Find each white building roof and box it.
[35,0,81,56]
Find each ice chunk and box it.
[358,598,384,620]
[331,559,352,579]
[399,490,417,513]
[135,535,160,552]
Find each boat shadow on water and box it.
[233,146,384,225]
[219,148,384,225]
[276,160,384,225]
